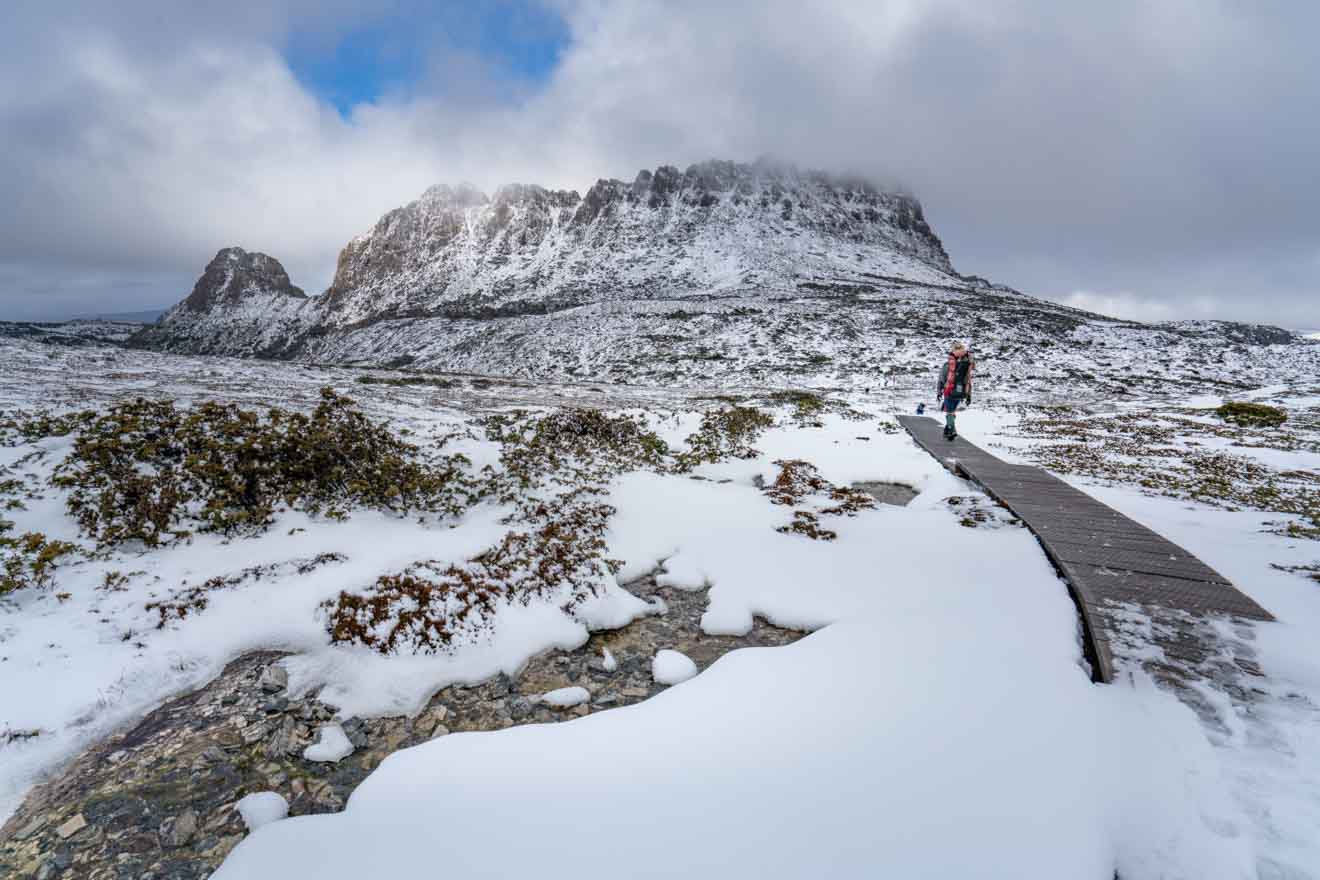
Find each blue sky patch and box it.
[286,2,570,116]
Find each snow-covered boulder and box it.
[537,686,591,708]
[652,649,698,685]
[236,792,289,832]
[303,724,355,763]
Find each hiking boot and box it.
[943,425,954,440]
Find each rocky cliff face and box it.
[181,247,305,312]
[134,159,962,347]
[128,159,1310,389]
[314,159,956,327]
[132,248,317,358]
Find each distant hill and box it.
[83,308,168,323]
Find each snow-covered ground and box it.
[2,339,1319,878]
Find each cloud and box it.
[1,0,1317,326]
[1060,292,1182,325]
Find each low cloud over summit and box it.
[2,1,1317,325]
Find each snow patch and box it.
[652,650,698,685]
[236,792,289,832]
[303,724,354,763]
[537,686,591,708]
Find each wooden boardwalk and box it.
[897,416,1273,682]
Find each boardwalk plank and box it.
[897,415,1275,684]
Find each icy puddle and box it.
[0,575,804,878]
[850,480,919,507]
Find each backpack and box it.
[952,355,971,396]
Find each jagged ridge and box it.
[128,159,1314,391]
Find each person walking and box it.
[936,342,973,440]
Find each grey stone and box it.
[340,717,369,749]
[258,665,288,694]
[264,715,300,759]
[55,814,87,839]
[239,720,270,745]
[158,809,198,848]
[14,813,47,840]
[117,831,160,854]
[507,697,533,721]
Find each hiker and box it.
[936,342,973,440]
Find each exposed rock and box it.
[181,248,305,314]
[55,814,85,840]
[14,815,46,840]
[263,715,301,760]
[123,157,1317,398]
[158,808,198,848]
[339,717,369,750]
[0,576,803,878]
[259,664,289,694]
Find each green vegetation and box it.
[0,408,96,445]
[327,403,781,654]
[324,493,618,654]
[1012,406,1319,537]
[762,459,876,541]
[484,408,670,490]
[148,553,346,628]
[355,375,458,389]
[1270,562,1320,584]
[763,390,869,427]
[1,531,78,595]
[768,391,826,426]
[1217,401,1286,428]
[48,387,476,548]
[676,406,774,470]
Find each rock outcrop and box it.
[0,575,801,879]
[131,248,317,358]
[127,158,1313,391]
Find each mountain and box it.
[129,159,1318,395]
[0,319,151,346]
[133,247,318,358]
[80,308,169,323]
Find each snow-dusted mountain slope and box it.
[315,159,956,326]
[129,159,1319,392]
[134,247,319,358]
[0,319,147,346]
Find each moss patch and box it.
[1217,401,1286,428]
[43,387,475,549]
[1011,406,1319,537]
[1,531,78,595]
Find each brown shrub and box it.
[323,493,619,654]
[49,387,477,547]
[1,531,79,595]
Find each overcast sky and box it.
[2,0,1317,326]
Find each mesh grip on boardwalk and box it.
[897,416,1274,684]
